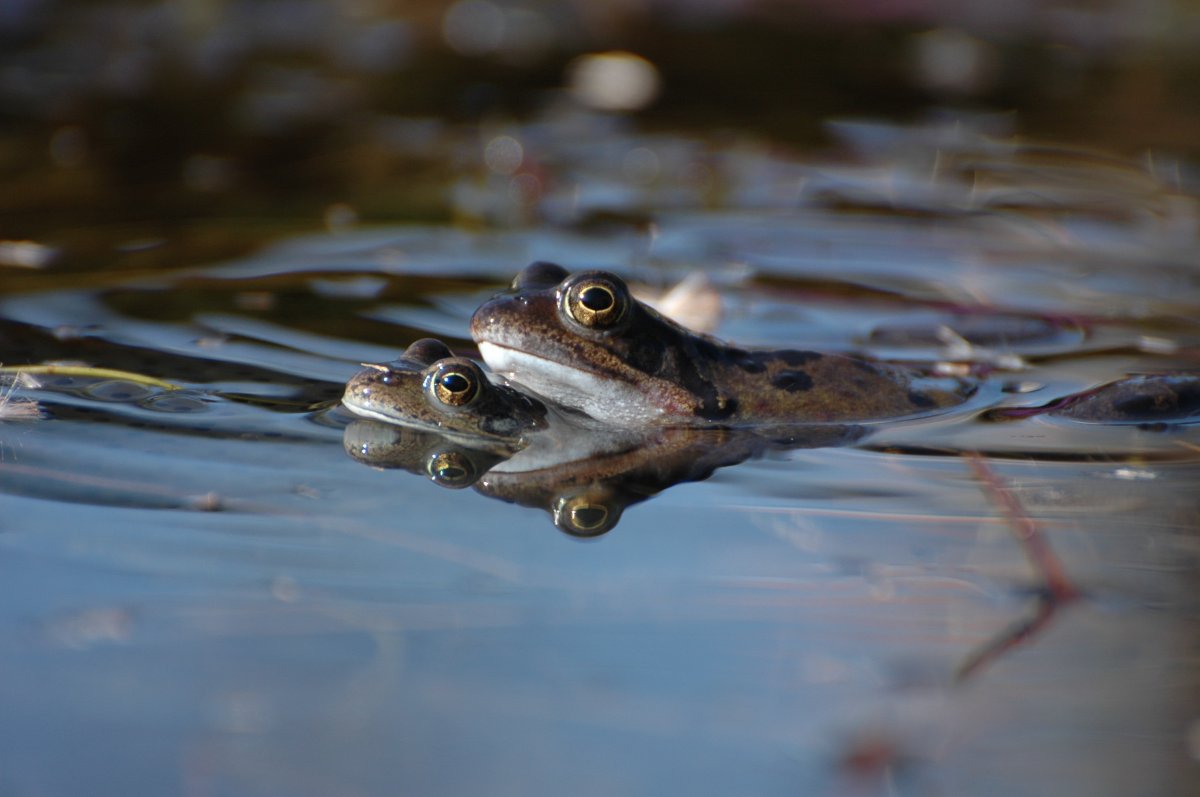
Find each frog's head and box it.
[342,338,546,445]
[470,262,735,424]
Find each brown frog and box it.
[341,338,547,451]
[471,262,971,426]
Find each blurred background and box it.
[3,0,1200,273]
[3,6,1200,796]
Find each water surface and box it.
[2,125,1199,796]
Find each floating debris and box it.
[0,240,58,269]
[567,51,661,112]
[0,364,181,391]
[0,375,43,421]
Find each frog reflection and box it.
[344,415,864,537]
[343,419,508,489]
[475,423,865,536]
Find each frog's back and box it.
[715,348,967,424]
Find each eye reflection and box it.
[553,493,618,537]
[426,450,479,488]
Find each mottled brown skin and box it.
[694,348,950,422]
[341,338,547,448]
[471,262,969,425]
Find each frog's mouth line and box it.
[342,398,514,445]
[477,341,606,391]
[341,399,432,430]
[477,341,600,377]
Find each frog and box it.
[470,262,972,426]
[341,338,548,450]
[343,340,871,534]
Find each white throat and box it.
[477,342,663,425]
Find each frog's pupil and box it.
[580,286,613,312]
[441,373,470,393]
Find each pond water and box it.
[2,122,1199,796]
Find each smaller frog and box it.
[471,262,972,426]
[342,338,547,449]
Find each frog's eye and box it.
[425,360,482,408]
[560,273,629,330]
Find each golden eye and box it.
[426,361,480,408]
[426,450,478,488]
[561,274,628,330]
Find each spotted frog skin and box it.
[342,338,547,447]
[471,262,970,425]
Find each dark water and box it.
[3,119,1200,796]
